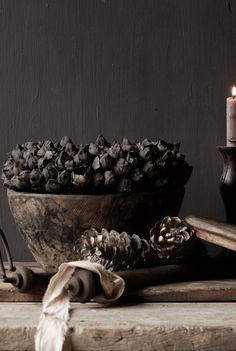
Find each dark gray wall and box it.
[0,0,235,260]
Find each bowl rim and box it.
[7,187,185,199]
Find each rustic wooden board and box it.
[1,278,236,303]
[1,262,236,302]
[124,279,236,302]
[1,302,236,351]
[186,215,236,251]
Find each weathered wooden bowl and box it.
[7,188,185,272]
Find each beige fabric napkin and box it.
[35,261,125,351]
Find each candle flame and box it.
[232,86,236,98]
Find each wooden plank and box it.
[1,279,236,303]
[1,262,236,302]
[124,279,236,302]
[0,282,45,302]
[0,302,236,351]
[186,215,236,251]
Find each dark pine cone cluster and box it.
[74,217,207,271]
[2,135,192,194]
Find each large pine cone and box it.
[150,216,207,263]
[74,228,159,271]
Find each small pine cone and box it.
[150,216,206,262]
[74,228,159,271]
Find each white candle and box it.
[227,86,236,146]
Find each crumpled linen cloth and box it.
[35,261,125,351]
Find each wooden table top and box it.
[0,302,236,351]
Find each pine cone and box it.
[74,228,159,271]
[150,216,206,262]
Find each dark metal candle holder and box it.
[218,146,236,224]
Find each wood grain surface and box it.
[1,279,236,303]
[1,302,236,350]
[186,215,236,251]
[1,262,236,302]
[0,0,236,260]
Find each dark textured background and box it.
[0,0,235,260]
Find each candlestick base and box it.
[218,146,236,224]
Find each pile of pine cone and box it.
[2,136,192,194]
[74,216,207,271]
